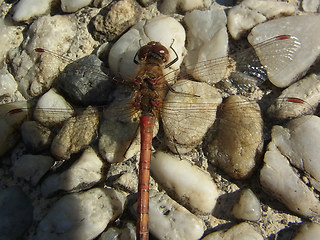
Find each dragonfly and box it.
[1,34,311,240]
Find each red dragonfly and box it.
[1,35,309,240]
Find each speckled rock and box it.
[8,15,77,98]
[146,190,205,240]
[51,106,99,160]
[92,0,143,41]
[207,95,263,179]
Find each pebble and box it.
[202,222,263,240]
[267,74,320,119]
[33,89,74,127]
[12,0,53,22]
[35,188,127,240]
[206,95,263,179]
[302,0,320,12]
[41,147,104,196]
[55,54,113,105]
[11,154,54,186]
[228,0,295,39]
[184,8,228,84]
[8,15,77,98]
[292,222,320,240]
[147,190,205,240]
[92,0,143,41]
[151,151,219,214]
[61,0,93,13]
[248,15,320,88]
[232,188,261,222]
[0,101,29,157]
[0,186,33,240]
[162,80,222,153]
[260,117,320,217]
[51,106,99,160]
[108,15,186,82]
[159,0,211,14]
[21,121,52,152]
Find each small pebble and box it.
[232,188,261,221]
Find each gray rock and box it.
[55,54,113,105]
[0,186,33,240]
